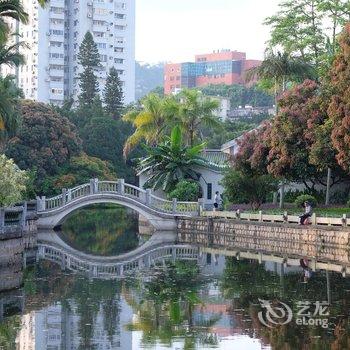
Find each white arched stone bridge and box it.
[37,231,199,279]
[36,179,200,230]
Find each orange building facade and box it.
[164,50,261,95]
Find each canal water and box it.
[1,205,350,350]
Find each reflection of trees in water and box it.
[60,204,140,256]
[220,257,350,349]
[0,316,21,350]
[125,261,221,348]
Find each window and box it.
[207,183,212,200]
[115,13,126,19]
[114,58,124,64]
[114,47,124,53]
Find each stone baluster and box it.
[67,189,72,203]
[62,188,67,205]
[90,178,98,194]
[172,198,177,214]
[117,179,125,194]
[145,188,152,205]
[21,202,27,229]
[197,198,204,216]
[36,196,45,212]
[0,208,4,233]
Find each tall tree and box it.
[0,75,22,145]
[0,0,28,40]
[122,93,177,156]
[103,67,123,119]
[177,89,221,146]
[328,23,350,173]
[264,0,325,69]
[246,51,314,109]
[77,31,100,108]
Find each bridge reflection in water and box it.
[37,226,350,280]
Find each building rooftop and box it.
[202,149,230,170]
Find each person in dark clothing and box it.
[299,201,312,225]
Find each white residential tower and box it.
[3,0,135,105]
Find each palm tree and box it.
[0,75,22,145]
[138,126,207,192]
[122,93,178,156]
[0,0,28,40]
[245,51,315,111]
[0,38,27,67]
[177,89,221,146]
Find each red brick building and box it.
[164,50,261,95]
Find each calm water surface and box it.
[1,206,350,350]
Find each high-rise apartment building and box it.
[2,0,135,105]
[164,49,261,95]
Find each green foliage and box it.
[61,205,139,256]
[246,51,315,101]
[198,83,274,107]
[167,180,201,201]
[77,32,101,108]
[79,116,134,180]
[222,169,279,210]
[177,89,221,146]
[122,93,177,156]
[0,75,22,143]
[264,0,350,75]
[104,67,123,119]
[139,126,207,192]
[5,101,81,192]
[42,154,116,195]
[77,31,100,67]
[0,0,28,41]
[0,154,27,206]
[294,194,317,208]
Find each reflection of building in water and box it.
[199,252,226,276]
[16,298,133,350]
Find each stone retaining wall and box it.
[177,218,350,265]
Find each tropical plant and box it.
[0,154,27,206]
[177,89,221,146]
[0,0,28,40]
[0,38,27,67]
[138,126,207,192]
[122,93,177,156]
[294,194,317,208]
[0,75,22,144]
[246,51,314,108]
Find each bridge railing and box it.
[37,178,200,216]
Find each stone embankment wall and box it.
[177,218,350,266]
[0,205,37,292]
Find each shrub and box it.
[167,180,201,201]
[222,169,279,210]
[0,155,28,207]
[294,194,317,208]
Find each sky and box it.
[136,0,281,64]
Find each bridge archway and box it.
[37,194,178,231]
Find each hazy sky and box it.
[136,0,280,64]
